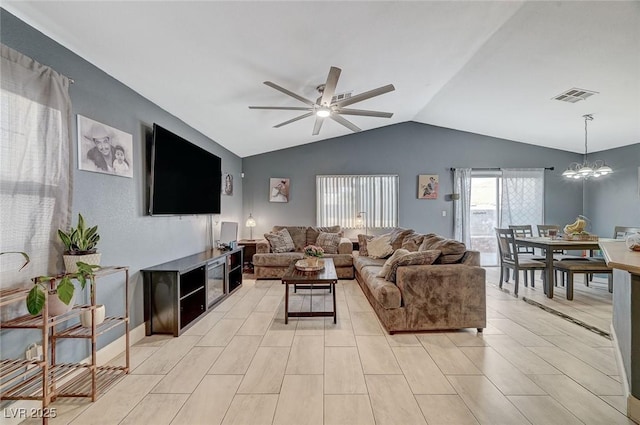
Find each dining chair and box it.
[614,226,640,239]
[495,228,546,296]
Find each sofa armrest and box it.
[395,264,486,307]
[338,237,353,254]
[256,239,270,254]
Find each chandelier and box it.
[562,114,612,179]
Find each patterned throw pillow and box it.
[367,234,394,259]
[306,226,342,245]
[264,228,295,253]
[377,249,410,277]
[385,250,441,283]
[358,234,374,256]
[316,232,341,254]
[419,234,466,264]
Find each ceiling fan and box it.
[249,66,395,135]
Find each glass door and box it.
[469,173,501,266]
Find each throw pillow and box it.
[385,250,441,283]
[306,226,342,245]
[367,234,394,259]
[401,233,425,252]
[264,228,295,253]
[358,234,374,256]
[316,232,341,254]
[272,226,307,251]
[377,249,410,277]
[419,234,466,264]
[387,227,415,250]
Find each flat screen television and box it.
[149,123,221,215]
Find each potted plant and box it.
[27,261,100,316]
[303,245,325,267]
[58,213,101,273]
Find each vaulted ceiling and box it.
[4,1,639,157]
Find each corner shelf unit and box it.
[0,266,130,424]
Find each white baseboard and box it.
[1,323,146,424]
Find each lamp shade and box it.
[246,214,256,228]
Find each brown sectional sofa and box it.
[254,225,354,279]
[354,232,486,334]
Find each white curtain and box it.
[0,44,73,289]
[316,175,398,228]
[500,168,544,228]
[453,168,472,245]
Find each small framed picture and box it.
[222,173,233,195]
[77,115,133,178]
[418,174,438,199]
[269,178,290,203]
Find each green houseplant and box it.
[27,261,100,316]
[58,213,101,273]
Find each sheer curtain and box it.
[500,168,544,227]
[316,175,398,228]
[0,44,73,289]
[453,168,472,245]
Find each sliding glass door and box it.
[469,172,501,266]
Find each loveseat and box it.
[354,230,486,334]
[253,225,354,279]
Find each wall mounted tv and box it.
[149,123,221,215]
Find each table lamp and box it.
[356,211,367,236]
[246,213,256,240]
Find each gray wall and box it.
[584,143,640,236]
[1,10,243,360]
[242,121,585,239]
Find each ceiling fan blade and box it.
[273,112,314,128]
[312,116,325,135]
[334,84,395,108]
[336,108,393,118]
[320,66,341,107]
[263,81,315,106]
[249,106,313,111]
[330,114,361,133]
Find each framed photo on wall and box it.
[418,174,438,199]
[222,173,233,195]
[77,115,133,178]
[269,178,290,202]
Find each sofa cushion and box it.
[264,228,296,253]
[377,249,410,278]
[357,234,374,256]
[306,226,341,246]
[388,227,415,250]
[386,250,441,283]
[360,266,402,309]
[316,232,341,254]
[323,253,353,268]
[272,226,307,251]
[402,233,425,252]
[253,252,303,266]
[354,256,385,274]
[367,234,394,259]
[419,234,466,264]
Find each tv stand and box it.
[142,248,242,336]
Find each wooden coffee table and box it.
[282,257,338,324]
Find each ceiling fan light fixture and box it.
[316,107,331,118]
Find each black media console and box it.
[142,248,243,336]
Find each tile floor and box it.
[20,268,634,425]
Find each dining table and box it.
[514,236,616,298]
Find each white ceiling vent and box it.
[553,88,598,103]
[332,91,352,103]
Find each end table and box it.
[238,239,257,273]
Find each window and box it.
[316,175,398,229]
[0,45,72,288]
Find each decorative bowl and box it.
[295,259,324,272]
